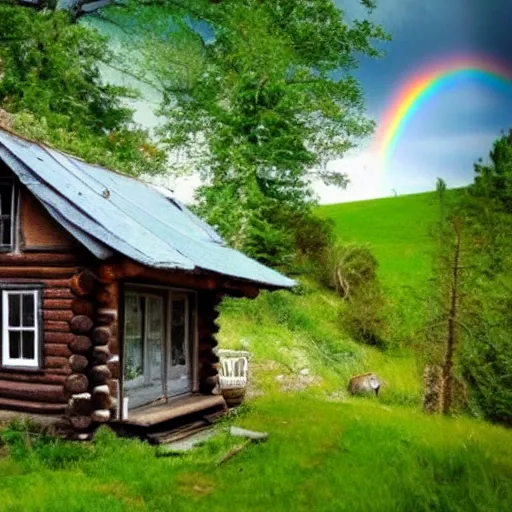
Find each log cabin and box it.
[0,128,295,437]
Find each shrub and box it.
[317,243,379,298]
[342,284,389,347]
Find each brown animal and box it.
[348,373,381,396]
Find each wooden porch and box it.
[112,394,227,442]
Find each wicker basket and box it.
[221,387,246,408]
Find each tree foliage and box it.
[0,4,165,176]
[104,0,388,262]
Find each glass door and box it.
[167,293,192,397]
[123,292,165,409]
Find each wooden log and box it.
[45,343,72,358]
[70,315,94,334]
[69,336,92,354]
[71,298,95,317]
[49,368,72,376]
[0,397,67,415]
[199,335,218,349]
[91,385,112,410]
[0,267,80,278]
[107,360,120,379]
[99,260,219,290]
[107,379,119,399]
[91,326,111,346]
[43,309,74,322]
[69,415,92,431]
[69,355,89,373]
[91,409,110,423]
[0,372,67,385]
[0,379,66,403]
[71,270,98,297]
[96,288,113,307]
[0,253,79,266]
[68,393,92,416]
[65,374,89,394]
[44,298,74,310]
[96,308,117,326]
[44,332,75,345]
[89,365,111,386]
[92,346,110,365]
[44,320,71,332]
[43,288,75,300]
[41,278,72,288]
[44,356,70,370]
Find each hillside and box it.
[2,188,511,512]
[218,188,463,403]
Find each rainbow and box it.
[375,55,512,166]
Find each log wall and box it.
[197,291,223,394]
[0,275,79,416]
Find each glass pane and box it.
[8,294,21,327]
[22,331,35,360]
[22,293,35,327]
[124,294,144,382]
[9,331,21,359]
[171,299,186,366]
[147,297,163,383]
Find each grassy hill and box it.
[1,188,511,512]
[318,189,464,344]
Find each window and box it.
[0,178,15,250]
[2,290,40,368]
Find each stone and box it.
[299,368,310,376]
[229,426,269,441]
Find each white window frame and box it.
[2,289,40,368]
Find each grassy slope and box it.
[318,189,463,343]
[1,188,511,511]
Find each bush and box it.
[460,299,512,426]
[342,284,389,347]
[316,243,379,298]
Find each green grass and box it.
[2,187,510,511]
[1,395,511,512]
[318,189,464,343]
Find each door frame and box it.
[120,283,199,418]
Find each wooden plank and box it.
[44,288,75,299]
[44,332,75,344]
[43,309,74,322]
[125,395,226,427]
[0,397,67,414]
[0,372,67,385]
[44,343,72,358]
[0,267,80,278]
[44,320,71,332]
[44,299,74,310]
[0,253,79,266]
[0,379,66,403]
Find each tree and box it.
[422,179,471,415]
[457,132,512,425]
[103,0,388,262]
[0,4,165,176]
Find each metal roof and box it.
[0,130,295,289]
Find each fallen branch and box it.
[217,440,251,466]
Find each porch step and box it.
[123,394,227,428]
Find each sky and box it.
[101,0,512,205]
[318,0,512,204]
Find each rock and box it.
[299,368,310,376]
[229,426,269,441]
[348,373,382,396]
